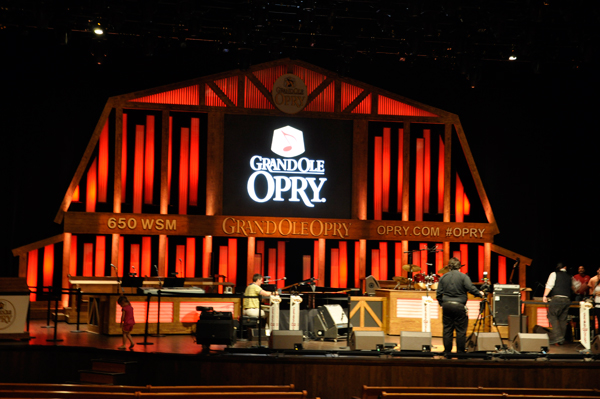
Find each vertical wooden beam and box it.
[62,232,71,307]
[359,239,367,284]
[247,237,255,285]
[111,234,120,274]
[204,236,213,278]
[158,235,166,278]
[206,112,224,216]
[401,122,411,221]
[402,240,409,275]
[160,110,170,215]
[318,238,326,287]
[114,108,123,214]
[352,120,368,220]
[484,242,492,277]
[443,242,450,266]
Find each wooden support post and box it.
[247,237,255,285]
[206,112,224,216]
[401,122,411,221]
[62,232,71,307]
[318,238,326,287]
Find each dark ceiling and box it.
[4,0,599,86]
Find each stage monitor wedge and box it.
[350,331,385,350]
[365,275,380,296]
[400,331,432,351]
[513,332,549,352]
[466,332,502,352]
[269,330,303,350]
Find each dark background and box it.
[2,2,598,289]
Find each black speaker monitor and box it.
[493,295,520,326]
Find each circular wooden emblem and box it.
[272,74,308,114]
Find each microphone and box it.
[263,276,271,279]
[110,264,117,270]
[153,264,158,272]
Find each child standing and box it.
[117,296,135,349]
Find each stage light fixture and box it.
[508,54,517,61]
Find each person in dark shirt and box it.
[543,263,574,345]
[436,257,484,354]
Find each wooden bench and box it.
[381,394,599,399]
[0,388,308,399]
[0,384,296,394]
[361,386,600,399]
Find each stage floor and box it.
[2,320,589,357]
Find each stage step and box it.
[92,359,137,374]
[78,359,138,385]
[78,370,126,385]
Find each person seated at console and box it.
[243,274,273,331]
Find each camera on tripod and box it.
[479,271,493,296]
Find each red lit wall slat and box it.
[379,242,388,280]
[397,129,404,212]
[189,118,200,207]
[130,85,199,105]
[215,77,238,106]
[118,236,124,277]
[437,136,444,214]
[70,235,77,277]
[176,245,185,277]
[436,243,444,273]
[478,245,484,283]
[73,185,80,202]
[395,242,402,277]
[133,125,145,214]
[86,158,97,213]
[179,127,190,215]
[42,245,54,289]
[186,237,196,278]
[423,129,431,213]
[460,244,469,275]
[292,66,326,95]
[218,246,227,293]
[354,241,361,288]
[304,82,334,112]
[277,241,285,289]
[341,82,362,111]
[378,96,438,117]
[256,240,265,275]
[228,238,237,284]
[268,248,277,284]
[83,243,94,276]
[382,128,391,213]
[205,85,226,107]
[27,249,38,301]
[371,249,380,280]
[98,122,109,203]
[330,248,339,288]
[142,236,151,278]
[202,237,210,278]
[351,94,372,114]
[303,255,311,281]
[455,174,464,223]
[314,240,319,280]
[498,255,507,284]
[419,243,428,274]
[130,244,140,277]
[415,138,424,221]
[121,113,128,203]
[339,241,348,288]
[144,115,155,205]
[464,192,471,215]
[374,136,383,220]
[95,236,105,277]
[168,117,173,204]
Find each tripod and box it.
[466,297,507,351]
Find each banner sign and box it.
[65,212,498,243]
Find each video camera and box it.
[479,271,493,295]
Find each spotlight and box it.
[508,54,517,61]
[90,21,104,36]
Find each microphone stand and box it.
[152,269,165,337]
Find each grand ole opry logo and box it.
[247,126,327,208]
[0,299,16,330]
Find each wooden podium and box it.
[0,278,31,340]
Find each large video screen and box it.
[223,115,353,219]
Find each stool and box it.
[239,315,260,340]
